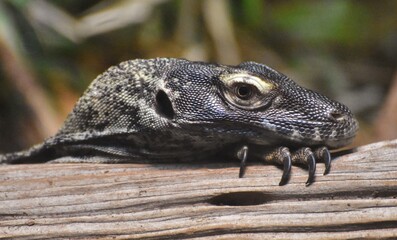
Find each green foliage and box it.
[240,0,265,29]
[271,1,370,47]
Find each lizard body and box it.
[0,58,358,185]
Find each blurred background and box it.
[0,0,396,153]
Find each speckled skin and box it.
[0,58,358,183]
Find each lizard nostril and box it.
[329,111,346,122]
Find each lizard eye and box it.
[220,73,276,110]
[235,84,254,100]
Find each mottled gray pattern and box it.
[0,58,358,169]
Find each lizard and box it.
[0,58,358,185]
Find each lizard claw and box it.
[306,152,316,186]
[314,147,331,175]
[279,150,292,186]
[261,147,292,185]
[291,148,316,186]
[237,145,248,178]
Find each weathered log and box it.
[1,140,396,239]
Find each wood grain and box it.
[1,140,396,239]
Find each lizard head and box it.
[160,59,358,149]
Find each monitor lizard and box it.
[0,58,359,186]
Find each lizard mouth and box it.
[294,116,359,149]
[323,117,359,148]
[252,115,359,149]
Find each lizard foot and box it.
[266,146,331,186]
[237,145,331,186]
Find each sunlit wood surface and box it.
[1,140,396,239]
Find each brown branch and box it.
[0,38,59,139]
[375,70,397,140]
[0,139,396,239]
[202,0,240,64]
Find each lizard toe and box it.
[291,148,316,186]
[260,147,292,185]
